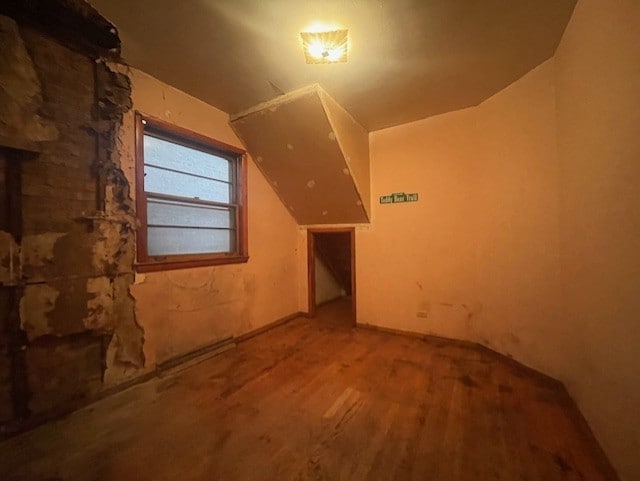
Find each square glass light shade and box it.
[300,29,348,64]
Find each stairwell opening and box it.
[306,228,355,325]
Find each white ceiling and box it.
[89,0,576,131]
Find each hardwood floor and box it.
[0,300,617,480]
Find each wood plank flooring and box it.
[0,298,618,480]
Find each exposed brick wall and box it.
[0,5,143,434]
[0,286,12,424]
[0,155,6,230]
[20,28,98,235]
[0,154,11,423]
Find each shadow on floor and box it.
[314,296,353,327]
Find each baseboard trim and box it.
[236,311,303,343]
[156,336,236,373]
[357,322,436,340]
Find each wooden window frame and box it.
[134,112,248,272]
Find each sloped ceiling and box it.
[230,85,369,225]
[89,0,577,131]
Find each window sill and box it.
[135,255,249,273]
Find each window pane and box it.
[147,198,234,229]
[147,227,234,256]
[144,134,230,182]
[144,165,231,203]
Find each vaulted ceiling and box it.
[89,0,576,131]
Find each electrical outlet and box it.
[416,311,428,318]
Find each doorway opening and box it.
[307,228,355,325]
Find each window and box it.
[134,113,248,272]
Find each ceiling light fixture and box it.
[300,29,348,64]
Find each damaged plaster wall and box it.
[0,154,12,424]
[0,16,58,151]
[0,9,143,431]
[115,67,300,367]
[1,4,299,429]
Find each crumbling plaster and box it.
[0,15,58,151]
[0,12,144,426]
[15,47,144,386]
[0,231,20,286]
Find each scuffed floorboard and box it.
[0,300,618,481]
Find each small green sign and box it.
[379,192,418,204]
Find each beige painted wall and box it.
[554,0,640,479]
[358,58,564,375]
[315,256,344,306]
[472,59,565,377]
[114,68,300,367]
[350,1,640,477]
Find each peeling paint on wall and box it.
[21,232,66,271]
[85,277,113,331]
[0,15,59,151]
[19,284,59,340]
[108,274,144,370]
[0,4,145,430]
[90,215,135,275]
